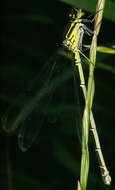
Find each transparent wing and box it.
[2,48,73,151]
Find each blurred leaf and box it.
[84,45,115,54]
[96,46,115,54]
[97,62,115,75]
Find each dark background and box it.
[1,0,115,190]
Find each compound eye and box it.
[74,10,78,18]
[68,9,78,20]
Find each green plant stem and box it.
[82,0,111,187]
[80,0,111,189]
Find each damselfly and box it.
[1,7,111,185]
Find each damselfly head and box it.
[69,8,84,20]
